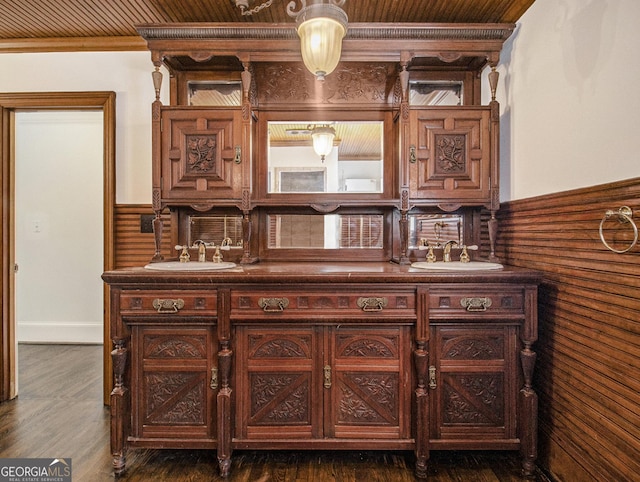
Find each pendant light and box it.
[289,0,348,80]
[235,0,348,81]
[311,125,336,161]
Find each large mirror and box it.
[267,121,384,194]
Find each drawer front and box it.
[120,290,217,316]
[428,288,524,319]
[231,289,415,319]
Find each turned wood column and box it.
[488,65,501,263]
[217,288,233,476]
[397,52,413,265]
[414,287,430,478]
[520,285,539,477]
[151,61,165,262]
[110,338,129,474]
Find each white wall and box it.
[492,0,640,201]
[15,111,103,343]
[0,51,169,204]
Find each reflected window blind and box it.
[340,215,383,248]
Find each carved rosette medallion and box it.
[186,135,217,173]
[435,134,466,174]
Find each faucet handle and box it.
[175,245,190,263]
[417,238,430,250]
[459,244,478,263]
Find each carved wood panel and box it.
[160,108,242,202]
[410,108,491,205]
[431,325,516,440]
[252,62,398,106]
[235,326,320,440]
[330,327,411,439]
[131,326,217,441]
[236,325,412,441]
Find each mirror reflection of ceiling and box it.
[269,122,383,161]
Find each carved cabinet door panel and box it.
[160,108,243,202]
[409,108,492,206]
[234,326,323,440]
[130,325,218,443]
[430,325,518,442]
[327,326,412,440]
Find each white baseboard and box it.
[17,322,103,344]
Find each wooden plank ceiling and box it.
[0,0,536,52]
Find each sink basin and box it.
[411,261,503,271]
[144,261,237,271]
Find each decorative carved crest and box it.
[186,135,217,173]
[435,134,466,173]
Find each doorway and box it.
[15,110,103,345]
[0,92,116,404]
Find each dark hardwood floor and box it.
[0,344,552,481]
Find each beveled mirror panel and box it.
[187,81,241,106]
[268,121,384,194]
[188,214,244,248]
[409,81,463,106]
[267,214,384,249]
[408,214,463,248]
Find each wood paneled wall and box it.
[114,205,172,268]
[495,178,640,482]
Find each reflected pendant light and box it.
[288,0,348,80]
[311,125,336,161]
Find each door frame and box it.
[0,92,116,404]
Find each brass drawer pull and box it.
[152,298,185,313]
[460,297,492,312]
[258,297,289,312]
[357,297,388,312]
[324,365,332,389]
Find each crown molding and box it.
[0,36,146,53]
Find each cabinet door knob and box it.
[152,298,185,313]
[460,297,492,312]
[258,297,289,312]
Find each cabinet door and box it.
[430,325,517,441]
[130,325,218,443]
[160,108,243,202]
[328,326,412,440]
[409,107,491,205]
[234,326,323,440]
